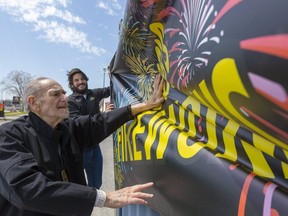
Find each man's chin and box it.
[58,109,69,118]
[73,87,87,94]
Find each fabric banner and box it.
[109,0,288,215]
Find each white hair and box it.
[23,77,52,111]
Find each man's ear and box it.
[27,95,39,111]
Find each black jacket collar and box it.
[27,112,65,142]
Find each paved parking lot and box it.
[0,114,22,125]
[91,135,115,216]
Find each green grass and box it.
[4,111,27,116]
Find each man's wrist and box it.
[94,189,106,208]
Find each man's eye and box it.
[49,89,66,96]
[52,92,60,96]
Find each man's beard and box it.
[73,85,88,94]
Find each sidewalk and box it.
[91,135,116,216]
[0,114,25,125]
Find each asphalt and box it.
[91,135,116,216]
[0,114,23,124]
[0,114,116,216]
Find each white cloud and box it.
[42,6,86,24]
[96,0,122,16]
[111,0,122,10]
[97,2,114,16]
[0,0,106,56]
[98,23,108,30]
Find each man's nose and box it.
[62,94,68,101]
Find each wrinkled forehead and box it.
[38,79,63,93]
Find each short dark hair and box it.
[67,68,89,90]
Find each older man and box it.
[0,75,164,216]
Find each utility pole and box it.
[101,67,109,112]
[103,68,107,88]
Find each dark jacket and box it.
[0,107,133,216]
[68,87,110,117]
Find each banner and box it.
[110,0,288,215]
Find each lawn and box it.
[4,111,27,116]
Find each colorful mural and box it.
[109,0,288,215]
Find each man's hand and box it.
[104,182,154,208]
[105,103,114,112]
[130,74,165,116]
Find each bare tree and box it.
[1,70,33,110]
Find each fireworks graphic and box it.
[163,0,223,91]
[152,0,240,94]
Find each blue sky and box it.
[0,0,126,99]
